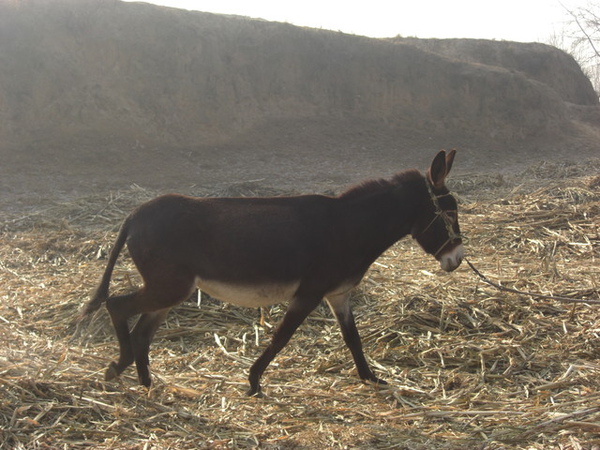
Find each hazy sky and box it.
[124,0,590,43]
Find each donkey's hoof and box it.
[369,377,388,388]
[362,375,387,387]
[138,375,152,388]
[105,362,119,381]
[246,385,263,397]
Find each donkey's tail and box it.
[79,217,131,319]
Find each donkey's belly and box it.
[196,278,300,308]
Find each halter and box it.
[422,180,462,257]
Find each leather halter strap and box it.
[423,180,462,257]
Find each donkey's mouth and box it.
[439,244,464,272]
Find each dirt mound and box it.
[0,0,598,215]
[1,0,598,154]
[396,37,598,106]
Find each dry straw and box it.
[1,159,599,449]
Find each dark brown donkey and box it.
[81,150,463,395]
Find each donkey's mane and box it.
[339,169,423,200]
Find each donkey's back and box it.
[126,193,343,286]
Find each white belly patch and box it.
[196,278,300,308]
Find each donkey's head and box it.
[412,150,464,272]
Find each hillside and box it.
[394,37,598,106]
[0,0,598,208]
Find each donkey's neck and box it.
[337,169,426,266]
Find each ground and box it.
[1,141,600,449]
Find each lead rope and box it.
[424,180,599,305]
[464,257,600,305]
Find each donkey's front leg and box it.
[326,292,386,386]
[247,295,321,396]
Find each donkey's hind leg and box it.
[105,273,196,386]
[105,292,139,381]
[130,308,171,387]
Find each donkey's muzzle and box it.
[439,243,464,272]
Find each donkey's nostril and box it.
[456,249,464,265]
[440,244,464,272]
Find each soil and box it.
[2,119,599,221]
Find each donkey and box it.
[81,150,463,395]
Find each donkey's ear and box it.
[445,149,456,175]
[428,150,454,188]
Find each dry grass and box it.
[1,162,599,449]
